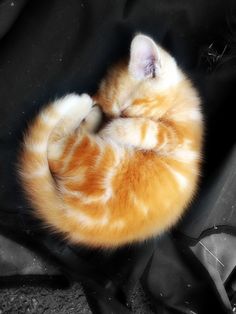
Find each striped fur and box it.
[19,34,203,248]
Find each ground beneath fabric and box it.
[0,280,154,314]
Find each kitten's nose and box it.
[122,103,128,110]
[121,109,128,118]
[120,103,131,117]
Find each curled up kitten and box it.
[18,34,203,248]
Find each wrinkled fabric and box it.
[0,0,236,313]
[191,233,236,310]
[0,235,59,276]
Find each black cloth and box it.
[0,0,236,313]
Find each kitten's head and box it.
[95,34,184,118]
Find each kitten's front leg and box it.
[99,117,181,152]
[80,105,103,133]
[99,117,158,150]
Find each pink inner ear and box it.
[129,35,160,80]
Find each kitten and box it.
[19,34,203,248]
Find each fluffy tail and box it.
[18,94,93,230]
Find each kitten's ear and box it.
[129,34,161,80]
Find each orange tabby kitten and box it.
[19,34,203,248]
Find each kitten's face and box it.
[95,34,183,118]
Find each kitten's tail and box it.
[18,94,93,232]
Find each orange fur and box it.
[18,34,203,248]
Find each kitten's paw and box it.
[79,93,94,107]
[81,105,103,132]
[55,93,94,119]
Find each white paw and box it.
[81,105,103,132]
[55,93,94,118]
